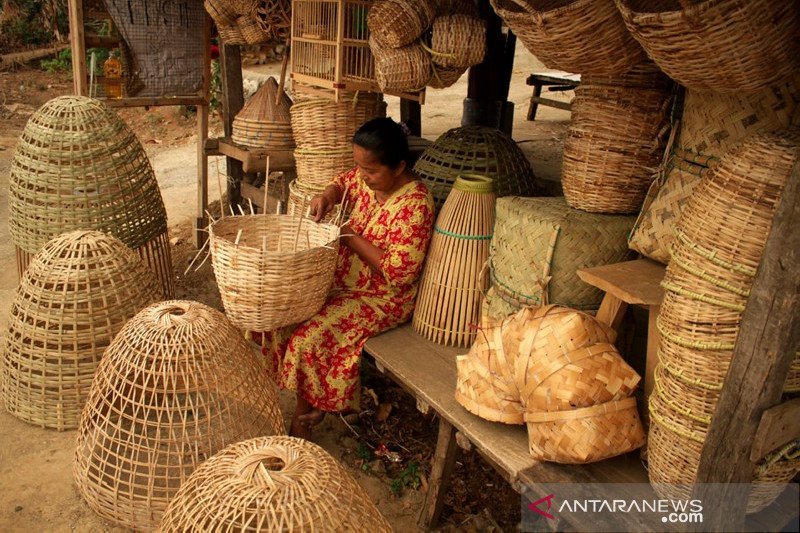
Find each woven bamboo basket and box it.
[367,0,436,48]
[370,37,432,93]
[413,175,496,347]
[615,0,800,93]
[205,0,238,26]
[232,77,294,150]
[210,214,340,332]
[1,231,161,431]
[583,60,672,91]
[287,178,342,223]
[488,197,635,318]
[290,90,386,150]
[255,0,292,41]
[238,14,271,44]
[455,353,524,424]
[427,14,486,69]
[562,84,672,214]
[9,96,174,297]
[414,126,541,208]
[294,148,354,190]
[157,436,391,532]
[218,23,246,45]
[429,64,467,89]
[74,301,285,530]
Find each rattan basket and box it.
[218,23,246,45]
[370,37,432,93]
[413,175,496,347]
[1,231,161,430]
[583,60,672,91]
[287,178,342,223]
[238,14,271,44]
[157,436,392,532]
[232,77,294,150]
[414,126,541,208]
[210,214,340,332]
[255,0,292,41]
[294,147,355,191]
[290,90,386,150]
[429,64,467,89]
[9,96,173,297]
[427,14,486,69]
[615,0,800,92]
[367,0,436,48]
[205,0,238,26]
[74,300,285,530]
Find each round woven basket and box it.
[1,231,161,430]
[455,352,524,424]
[209,214,340,332]
[218,23,246,45]
[370,37,432,93]
[367,0,436,48]
[427,14,486,69]
[429,64,467,89]
[9,96,173,297]
[232,77,294,150]
[290,90,386,150]
[413,126,541,208]
[294,148,354,191]
[74,300,285,530]
[583,60,672,91]
[205,0,238,26]
[287,178,342,223]
[615,0,800,92]
[238,14,271,44]
[413,175,496,347]
[490,0,645,75]
[157,436,391,532]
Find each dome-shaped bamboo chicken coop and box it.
[9,96,174,297]
[74,300,285,530]
[1,230,161,430]
[157,436,392,532]
[232,77,294,150]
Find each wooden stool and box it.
[525,72,580,121]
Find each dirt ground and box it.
[0,48,570,532]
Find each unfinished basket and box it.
[427,14,486,69]
[370,37,432,93]
[294,147,354,190]
[157,436,392,532]
[287,178,342,223]
[74,300,285,529]
[1,231,161,430]
[367,0,436,48]
[9,96,173,297]
[232,77,294,150]
[615,0,800,92]
[429,64,467,89]
[414,126,541,207]
[210,214,340,332]
[413,175,496,347]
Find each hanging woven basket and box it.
[157,436,392,532]
[9,96,173,297]
[428,64,467,89]
[238,14,271,44]
[1,231,161,430]
[204,0,238,26]
[218,23,247,45]
[74,300,285,530]
[370,37,432,93]
[232,77,294,150]
[367,0,436,48]
[290,89,386,150]
[427,14,486,69]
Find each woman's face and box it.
[353,145,405,193]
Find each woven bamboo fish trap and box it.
[157,436,392,532]
[367,0,436,48]
[414,126,541,208]
[290,90,386,150]
[9,96,173,297]
[427,14,486,69]
[370,37,432,93]
[562,83,672,214]
[413,175,496,347]
[429,64,467,89]
[615,0,800,93]
[1,231,161,431]
[487,197,635,321]
[74,300,285,529]
[210,214,340,332]
[232,77,294,150]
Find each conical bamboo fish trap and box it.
[413,175,496,347]
[157,436,392,532]
[9,96,173,297]
[232,77,295,150]
[1,231,161,430]
[74,300,285,530]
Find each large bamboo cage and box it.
[413,175,496,347]
[209,214,340,332]
[290,90,386,150]
[157,436,392,532]
[232,77,294,150]
[367,0,436,48]
[647,130,800,514]
[413,126,542,208]
[427,14,486,69]
[9,96,174,297]
[1,231,161,430]
[74,301,286,530]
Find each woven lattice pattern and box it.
[293,148,354,191]
[232,77,294,150]
[413,126,541,208]
[428,14,486,69]
[429,64,466,89]
[157,436,392,532]
[367,0,435,47]
[9,96,173,296]
[74,300,285,529]
[370,37,432,93]
[2,231,161,430]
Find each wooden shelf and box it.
[205,137,295,174]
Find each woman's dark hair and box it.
[352,117,410,169]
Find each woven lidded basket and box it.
[210,214,340,332]
[9,96,173,297]
[370,37,432,93]
[74,301,285,530]
[615,0,800,92]
[294,148,354,191]
[290,90,386,150]
[232,77,294,150]
[1,231,161,430]
[427,14,486,69]
[368,0,436,48]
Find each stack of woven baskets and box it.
[206,0,291,45]
[232,77,294,150]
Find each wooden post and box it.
[220,44,245,209]
[400,99,422,136]
[67,0,87,95]
[418,417,458,530]
[691,161,800,530]
[195,13,212,248]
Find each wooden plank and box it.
[104,96,206,107]
[84,34,120,48]
[0,44,70,70]
[216,139,295,173]
[529,96,571,112]
[595,293,627,332]
[526,72,581,86]
[750,398,800,462]
[692,161,800,530]
[576,259,665,306]
[195,13,211,248]
[418,418,458,530]
[67,0,87,95]
[220,44,245,207]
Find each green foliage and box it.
[390,460,421,496]
[0,0,69,49]
[40,47,71,72]
[210,58,222,113]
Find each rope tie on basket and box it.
[434,226,492,240]
[674,229,757,277]
[754,439,800,479]
[668,250,751,298]
[653,366,712,424]
[660,356,724,392]
[660,280,746,312]
[655,314,736,352]
[648,396,706,444]
[419,40,455,60]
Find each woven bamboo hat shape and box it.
[1,231,161,430]
[74,300,285,530]
[232,77,295,150]
[157,436,392,532]
[9,95,173,297]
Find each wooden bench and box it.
[525,72,580,121]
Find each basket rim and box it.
[616,0,722,24]
[524,396,637,422]
[209,214,340,254]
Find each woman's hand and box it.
[309,195,333,222]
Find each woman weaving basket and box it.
[263,118,435,439]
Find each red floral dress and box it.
[263,167,434,412]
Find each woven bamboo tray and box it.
[413,126,541,208]
[1,231,161,430]
[615,0,800,92]
[427,14,486,69]
[210,214,340,332]
[74,301,285,530]
[290,90,386,150]
[370,37,432,93]
[413,175,496,347]
[9,96,174,297]
[232,77,295,150]
[157,436,391,532]
[368,0,436,48]
[294,147,354,190]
